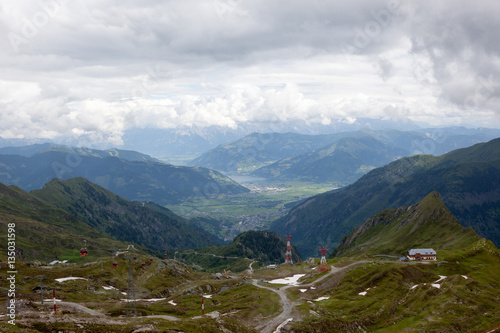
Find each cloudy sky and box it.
[1,0,499,146]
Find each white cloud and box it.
[0,0,499,146]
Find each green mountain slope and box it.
[0,150,249,204]
[331,191,480,257]
[31,177,221,253]
[0,182,146,261]
[292,239,500,332]
[271,137,500,257]
[253,136,407,184]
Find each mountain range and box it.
[0,145,249,205]
[271,137,500,257]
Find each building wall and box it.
[407,254,437,261]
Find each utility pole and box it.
[37,276,45,304]
[53,290,57,314]
[124,255,137,317]
[99,249,103,270]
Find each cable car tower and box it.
[318,246,329,272]
[285,235,293,264]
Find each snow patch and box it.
[435,275,446,283]
[462,275,468,280]
[410,285,418,290]
[313,296,330,302]
[55,277,87,282]
[269,274,306,286]
[358,287,372,295]
[299,289,308,293]
[431,284,441,289]
[121,298,166,302]
[102,286,117,290]
[273,318,293,333]
[203,294,213,298]
[168,300,177,306]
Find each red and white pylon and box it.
[318,246,329,272]
[53,289,57,314]
[285,235,293,264]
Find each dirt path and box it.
[32,301,179,323]
[253,280,295,333]
[253,261,370,333]
[58,301,106,317]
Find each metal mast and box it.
[318,246,329,272]
[124,255,137,317]
[285,235,293,264]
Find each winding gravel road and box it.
[254,261,370,333]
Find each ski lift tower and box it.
[124,255,137,317]
[285,235,293,264]
[318,246,329,272]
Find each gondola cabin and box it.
[141,262,146,268]
[80,247,88,257]
[150,258,154,262]
[112,262,118,268]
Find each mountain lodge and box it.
[407,248,437,261]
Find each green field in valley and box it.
[166,180,339,241]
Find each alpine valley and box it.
[0,128,499,332]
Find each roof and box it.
[408,249,436,256]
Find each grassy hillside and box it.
[331,191,480,258]
[290,239,500,332]
[271,137,500,257]
[0,225,498,332]
[31,177,221,253]
[0,182,149,261]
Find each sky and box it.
[1,0,499,146]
